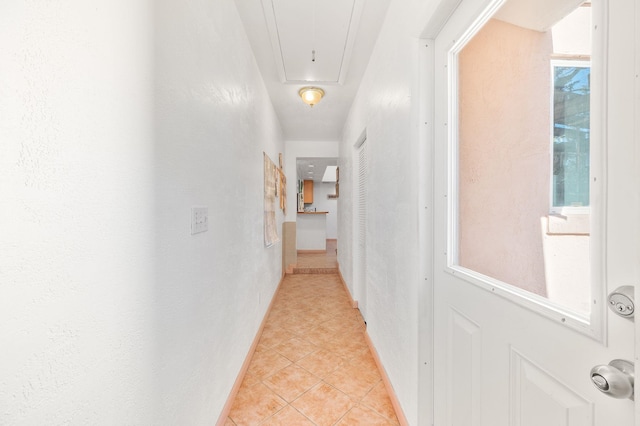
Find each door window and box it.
[452,2,598,330]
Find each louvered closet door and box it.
[356,138,368,320]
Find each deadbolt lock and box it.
[608,286,635,318]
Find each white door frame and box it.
[417,36,436,425]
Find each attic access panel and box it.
[263,0,362,83]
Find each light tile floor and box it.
[226,244,400,425]
[293,240,338,274]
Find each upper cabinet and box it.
[303,180,314,203]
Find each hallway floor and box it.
[291,239,338,273]
[225,245,400,425]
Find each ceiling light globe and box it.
[299,87,325,107]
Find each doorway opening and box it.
[295,157,339,257]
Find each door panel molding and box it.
[510,348,594,426]
[447,308,482,426]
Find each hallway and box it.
[225,246,400,425]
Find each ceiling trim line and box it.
[261,0,288,82]
[337,0,365,85]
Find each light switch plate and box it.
[191,207,208,234]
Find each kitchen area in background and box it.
[296,157,338,251]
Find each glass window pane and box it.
[553,65,590,208]
[456,3,592,316]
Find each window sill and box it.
[546,213,590,235]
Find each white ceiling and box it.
[265,0,360,83]
[297,157,338,182]
[233,0,587,141]
[234,0,391,141]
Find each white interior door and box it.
[432,0,639,424]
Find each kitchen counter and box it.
[297,212,328,250]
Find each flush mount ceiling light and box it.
[299,87,325,107]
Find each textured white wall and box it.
[1,1,284,424]
[0,1,157,424]
[154,0,284,423]
[337,1,436,423]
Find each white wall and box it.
[337,1,437,423]
[0,1,284,424]
[154,0,285,423]
[1,2,156,424]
